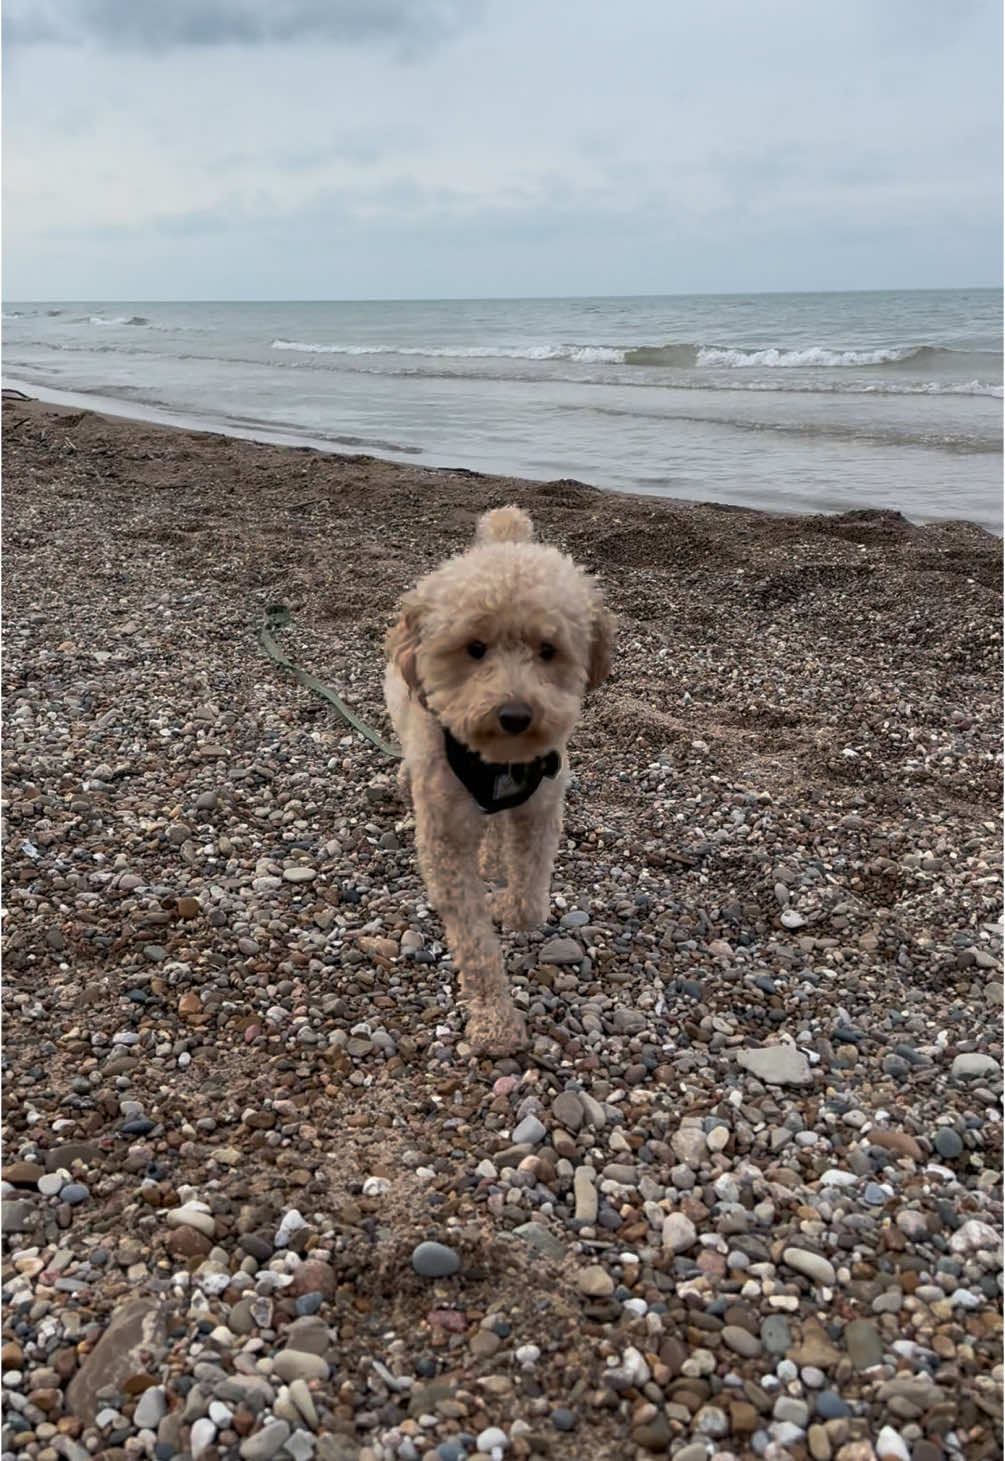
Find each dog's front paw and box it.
[490,891,548,931]
[464,999,528,1055]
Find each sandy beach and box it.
[2,396,1003,1460]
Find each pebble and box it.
[843,1318,884,1370]
[662,1212,697,1253]
[166,1204,216,1237]
[934,1126,964,1159]
[538,937,583,964]
[736,1044,812,1086]
[510,1114,546,1145]
[814,1391,851,1420]
[476,1426,509,1452]
[411,1242,461,1277]
[575,1264,615,1297]
[782,1247,836,1286]
[950,1051,1000,1078]
[722,1325,762,1357]
[240,1420,291,1460]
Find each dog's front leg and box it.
[412,780,527,1055]
[494,777,565,930]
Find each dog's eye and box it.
[540,642,556,661]
[467,640,487,660]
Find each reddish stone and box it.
[288,1260,336,1298]
[427,1308,467,1333]
[166,1224,212,1259]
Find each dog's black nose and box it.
[498,701,533,734]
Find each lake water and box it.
[4,288,1001,529]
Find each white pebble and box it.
[876,1425,911,1461]
[477,1427,509,1453]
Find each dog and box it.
[384,505,615,1054]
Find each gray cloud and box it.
[3,0,475,53]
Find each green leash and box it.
[257,604,402,760]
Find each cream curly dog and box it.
[385,505,615,1054]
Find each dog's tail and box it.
[475,505,534,545]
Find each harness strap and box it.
[443,727,561,814]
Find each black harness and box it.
[443,726,561,814]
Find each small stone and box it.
[476,1426,508,1452]
[774,1396,809,1427]
[538,937,583,965]
[671,1128,707,1166]
[631,1411,671,1451]
[550,1408,576,1431]
[551,1091,584,1131]
[166,1205,215,1237]
[272,1350,330,1382]
[512,1222,565,1259]
[2,1162,44,1187]
[737,1043,811,1085]
[133,1385,167,1429]
[511,1114,546,1145]
[283,867,316,883]
[761,1315,791,1354]
[411,1242,461,1277]
[875,1426,911,1461]
[240,1420,292,1460]
[782,1247,836,1286]
[575,1264,615,1297]
[573,1167,598,1223]
[694,1404,729,1437]
[950,1052,1000,1079]
[662,1212,697,1253]
[176,897,201,919]
[808,1425,832,1461]
[287,1378,318,1430]
[59,1182,89,1205]
[288,1260,336,1298]
[934,1127,964,1160]
[274,1209,308,1247]
[167,1225,212,1259]
[949,1218,1001,1256]
[190,1417,217,1458]
[722,1325,762,1357]
[1,1199,35,1233]
[814,1390,851,1420]
[843,1318,884,1370]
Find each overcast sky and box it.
[3,0,1001,300]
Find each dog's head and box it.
[386,528,615,763]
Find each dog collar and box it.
[443,727,561,814]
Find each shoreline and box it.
[3,396,1002,1460]
[6,377,1001,538]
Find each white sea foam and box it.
[270,338,625,362]
[696,344,914,369]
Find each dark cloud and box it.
[3,0,476,53]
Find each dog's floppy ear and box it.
[385,592,423,692]
[587,603,617,692]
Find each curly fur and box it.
[384,505,615,1055]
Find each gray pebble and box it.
[934,1127,964,1159]
[411,1241,461,1277]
